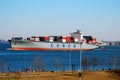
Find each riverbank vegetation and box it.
[0,70,120,80]
[0,53,120,80]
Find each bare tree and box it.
[91,56,99,70]
[112,55,118,70]
[104,56,109,70]
[82,56,90,71]
[54,57,62,72]
[33,55,45,74]
[0,58,6,73]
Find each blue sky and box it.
[0,0,120,41]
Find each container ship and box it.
[9,30,99,51]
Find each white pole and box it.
[79,42,82,80]
[79,32,82,80]
[69,51,71,72]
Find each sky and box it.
[0,0,120,41]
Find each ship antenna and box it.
[77,29,80,33]
[76,29,81,34]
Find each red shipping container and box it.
[30,38,35,42]
[66,36,70,43]
[35,36,40,38]
[44,36,49,40]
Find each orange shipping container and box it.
[66,36,70,43]
[44,36,49,40]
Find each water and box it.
[0,42,120,72]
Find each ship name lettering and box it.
[50,44,76,48]
[57,44,59,47]
[62,44,65,47]
[51,44,53,47]
[68,44,70,48]
[73,44,76,48]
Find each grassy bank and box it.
[0,70,120,80]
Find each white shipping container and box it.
[35,38,39,42]
[49,37,54,42]
[62,39,66,43]
[49,39,53,42]
[49,37,54,40]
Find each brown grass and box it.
[0,71,119,80]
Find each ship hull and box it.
[10,40,99,51]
